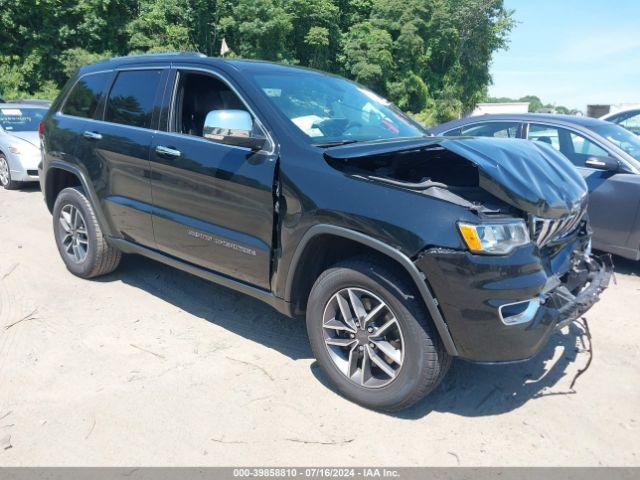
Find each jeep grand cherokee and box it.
[39,53,611,411]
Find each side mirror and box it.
[203,109,266,151]
[585,155,619,171]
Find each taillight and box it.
[38,121,45,141]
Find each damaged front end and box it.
[324,137,612,362]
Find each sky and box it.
[488,0,640,111]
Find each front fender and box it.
[282,224,459,356]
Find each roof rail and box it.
[107,51,207,62]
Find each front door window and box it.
[528,123,608,167]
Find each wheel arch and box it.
[44,161,114,237]
[284,225,459,356]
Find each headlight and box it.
[9,146,22,155]
[458,220,530,255]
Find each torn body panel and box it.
[324,137,589,219]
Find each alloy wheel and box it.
[58,204,89,263]
[0,157,9,186]
[322,287,405,388]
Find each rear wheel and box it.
[53,187,121,278]
[0,154,21,190]
[306,258,451,411]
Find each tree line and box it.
[0,0,514,125]
[486,95,582,115]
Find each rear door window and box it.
[105,70,162,129]
[455,122,522,138]
[528,124,561,150]
[63,72,112,119]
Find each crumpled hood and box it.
[441,137,588,218]
[7,131,40,149]
[324,136,588,218]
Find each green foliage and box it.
[0,0,513,121]
[340,21,394,92]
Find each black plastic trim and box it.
[45,160,114,237]
[285,224,459,356]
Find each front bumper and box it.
[415,236,612,362]
[8,151,41,182]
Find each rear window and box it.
[63,73,111,119]
[105,70,162,129]
[0,107,48,132]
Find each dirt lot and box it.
[0,185,638,466]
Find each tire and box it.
[0,153,22,190]
[306,257,451,412]
[52,187,121,278]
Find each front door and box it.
[149,68,277,289]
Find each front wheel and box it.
[306,258,451,412]
[52,187,121,278]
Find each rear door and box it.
[148,67,277,289]
[75,67,168,248]
[527,123,636,253]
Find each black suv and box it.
[39,53,611,411]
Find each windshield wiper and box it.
[313,139,360,148]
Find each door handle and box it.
[155,145,181,158]
[83,131,102,140]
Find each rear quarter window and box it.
[62,72,112,119]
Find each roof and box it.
[428,113,610,133]
[81,51,334,77]
[475,102,530,107]
[601,107,640,119]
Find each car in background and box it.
[0,102,50,189]
[601,108,640,136]
[428,114,640,260]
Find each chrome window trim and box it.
[56,115,162,135]
[164,65,275,155]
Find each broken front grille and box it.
[530,211,584,247]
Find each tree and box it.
[340,21,394,93]
[0,0,514,126]
[285,0,341,70]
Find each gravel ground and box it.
[0,185,638,466]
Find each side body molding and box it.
[45,160,115,238]
[284,225,459,356]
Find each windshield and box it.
[248,70,426,145]
[0,107,47,132]
[591,122,640,162]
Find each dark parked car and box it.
[428,114,640,261]
[39,54,610,411]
